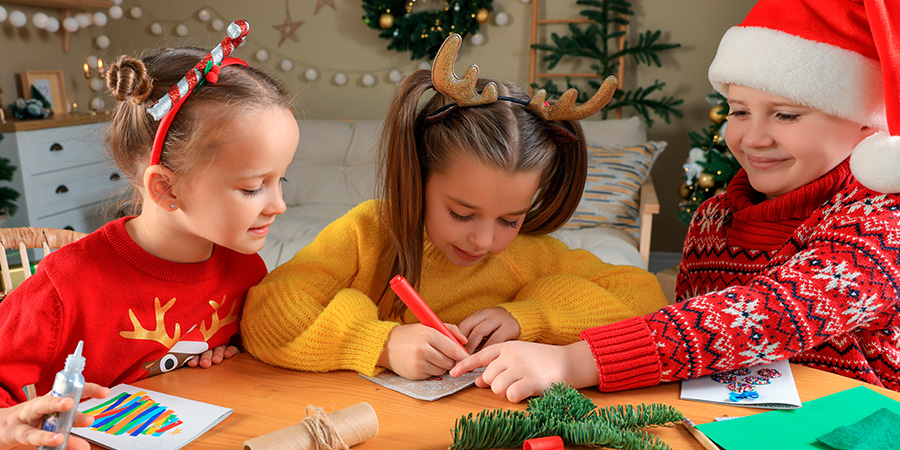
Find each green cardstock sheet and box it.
[696,386,900,449]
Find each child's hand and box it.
[458,308,520,354]
[378,323,469,380]
[449,340,598,403]
[187,345,240,369]
[0,383,109,450]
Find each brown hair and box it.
[378,70,587,317]
[104,46,294,214]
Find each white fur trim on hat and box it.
[850,132,900,193]
[709,26,888,132]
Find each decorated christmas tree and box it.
[449,383,683,450]
[531,0,683,126]
[362,0,493,60]
[675,92,741,226]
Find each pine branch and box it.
[594,403,684,429]
[530,0,683,127]
[449,384,683,450]
[606,81,684,126]
[619,30,681,67]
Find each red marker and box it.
[389,275,467,351]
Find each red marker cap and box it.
[523,436,563,450]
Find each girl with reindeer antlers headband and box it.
[0,20,300,449]
[241,34,668,381]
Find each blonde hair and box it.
[104,46,294,214]
[378,70,587,317]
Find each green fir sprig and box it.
[449,383,683,450]
[531,0,683,127]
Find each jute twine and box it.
[243,402,378,450]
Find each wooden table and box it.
[71,353,895,450]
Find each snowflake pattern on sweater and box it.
[666,185,900,390]
[582,163,900,392]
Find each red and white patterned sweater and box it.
[581,160,900,392]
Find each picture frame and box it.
[19,70,68,116]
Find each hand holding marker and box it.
[389,275,467,351]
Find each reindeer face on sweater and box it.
[119,296,239,377]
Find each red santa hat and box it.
[708,0,900,193]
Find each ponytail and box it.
[378,70,434,318]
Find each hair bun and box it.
[106,55,153,104]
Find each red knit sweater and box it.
[581,160,900,392]
[0,217,267,407]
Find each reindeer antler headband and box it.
[146,19,250,166]
[429,33,618,127]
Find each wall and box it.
[0,0,756,253]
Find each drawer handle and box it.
[63,226,74,231]
[55,185,69,194]
[49,143,64,152]
[110,173,121,181]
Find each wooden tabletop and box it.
[67,352,895,450]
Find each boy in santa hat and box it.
[451,0,900,402]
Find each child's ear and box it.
[143,165,179,210]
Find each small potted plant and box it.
[0,133,20,225]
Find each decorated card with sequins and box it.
[360,368,485,401]
[680,360,801,409]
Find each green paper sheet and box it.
[696,386,900,450]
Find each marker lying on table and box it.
[389,275,467,351]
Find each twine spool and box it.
[243,402,378,450]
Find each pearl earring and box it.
[169,203,176,209]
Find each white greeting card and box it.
[680,360,801,409]
[360,368,485,401]
[72,384,232,450]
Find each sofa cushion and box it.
[283,120,382,209]
[580,116,648,147]
[564,141,666,241]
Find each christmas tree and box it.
[531,0,683,126]
[675,92,741,226]
[449,383,683,450]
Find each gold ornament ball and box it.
[698,173,716,189]
[678,182,691,199]
[476,8,491,25]
[714,188,727,195]
[708,104,728,124]
[379,13,395,29]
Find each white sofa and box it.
[260,117,659,271]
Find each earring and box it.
[169,203,177,210]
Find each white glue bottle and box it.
[39,340,86,450]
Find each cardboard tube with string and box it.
[243,402,378,450]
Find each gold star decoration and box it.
[272,0,304,47]
[314,0,336,15]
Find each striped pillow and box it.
[564,142,667,240]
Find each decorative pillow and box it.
[564,141,667,241]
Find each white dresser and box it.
[0,114,126,233]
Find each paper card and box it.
[680,360,801,409]
[72,384,233,450]
[697,386,900,450]
[360,368,485,401]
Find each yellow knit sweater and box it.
[241,200,667,375]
